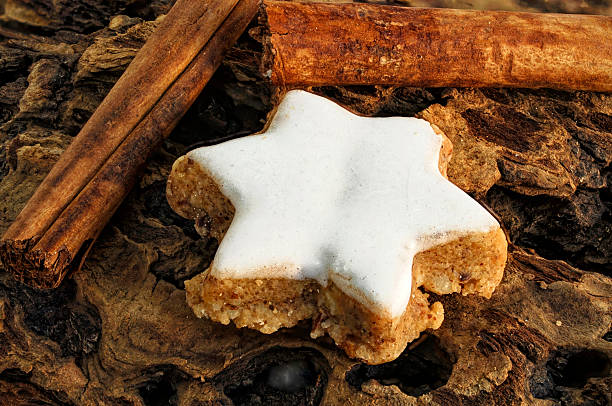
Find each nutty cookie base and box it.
[169,152,508,365]
[185,228,507,365]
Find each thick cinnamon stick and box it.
[262,1,612,91]
[0,0,259,288]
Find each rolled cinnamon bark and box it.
[262,1,612,91]
[0,0,259,288]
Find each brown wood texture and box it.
[0,0,258,288]
[0,1,610,405]
[262,1,612,91]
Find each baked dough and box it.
[167,90,507,364]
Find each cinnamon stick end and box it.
[0,239,72,289]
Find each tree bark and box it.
[0,1,610,405]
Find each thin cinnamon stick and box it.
[262,1,612,91]
[0,0,259,288]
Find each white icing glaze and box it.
[188,90,499,317]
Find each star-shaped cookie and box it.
[167,90,507,364]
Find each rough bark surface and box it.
[0,1,611,405]
[263,2,612,91]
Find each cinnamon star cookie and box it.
[167,90,507,364]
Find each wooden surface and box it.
[0,0,611,405]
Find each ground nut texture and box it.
[0,0,611,405]
[169,115,508,364]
